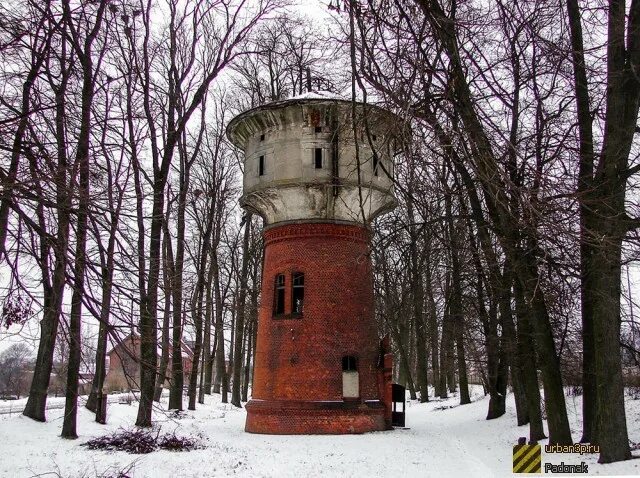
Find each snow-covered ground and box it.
[1,387,639,477]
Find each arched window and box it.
[273,273,285,315]
[292,272,304,314]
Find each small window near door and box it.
[259,155,265,176]
[274,273,285,315]
[292,272,304,314]
[314,148,323,169]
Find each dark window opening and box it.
[314,148,323,169]
[260,133,265,141]
[372,134,377,141]
[372,152,379,176]
[274,273,285,315]
[315,126,322,133]
[259,155,265,176]
[292,272,304,314]
[342,355,357,372]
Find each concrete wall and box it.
[228,100,398,225]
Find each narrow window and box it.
[372,134,377,141]
[260,133,265,141]
[372,152,379,176]
[315,126,322,133]
[342,356,357,371]
[259,155,265,176]
[314,148,323,169]
[274,273,285,315]
[292,272,304,314]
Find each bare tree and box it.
[0,343,32,398]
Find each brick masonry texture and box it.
[245,221,392,434]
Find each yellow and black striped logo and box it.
[513,443,541,473]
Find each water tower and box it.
[227,92,400,434]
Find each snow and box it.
[288,90,346,101]
[1,387,639,477]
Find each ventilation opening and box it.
[314,148,323,169]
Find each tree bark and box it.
[232,214,252,407]
[514,281,546,442]
[154,227,172,402]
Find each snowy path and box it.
[1,388,639,477]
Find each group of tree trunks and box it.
[0,0,638,466]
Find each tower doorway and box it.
[342,355,359,399]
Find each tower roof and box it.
[226,91,403,150]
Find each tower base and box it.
[245,399,388,434]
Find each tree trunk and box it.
[498,263,527,425]
[188,197,215,410]
[86,191,120,414]
[589,233,630,462]
[199,245,215,403]
[60,0,105,435]
[155,217,172,402]
[242,319,253,402]
[446,194,469,405]
[407,171,429,402]
[212,249,225,394]
[514,281,546,442]
[439,295,452,399]
[232,214,252,407]
[23,34,72,422]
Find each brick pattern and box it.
[245,400,387,434]
[246,221,391,434]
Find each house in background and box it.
[104,332,193,392]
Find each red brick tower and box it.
[227,93,399,434]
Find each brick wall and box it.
[247,221,391,434]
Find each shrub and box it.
[82,429,201,454]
